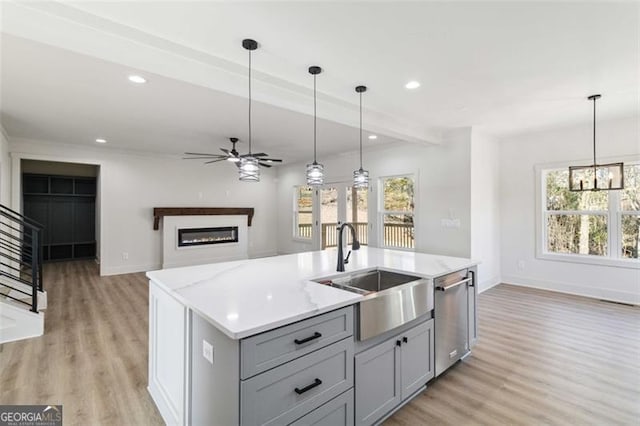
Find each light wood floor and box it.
[1,261,639,425]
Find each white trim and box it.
[502,274,640,306]
[537,252,640,269]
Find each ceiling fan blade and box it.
[258,162,273,168]
[183,156,227,160]
[241,152,268,157]
[184,152,218,156]
[219,148,231,155]
[204,158,229,164]
[260,158,283,163]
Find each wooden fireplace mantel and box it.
[152,207,254,230]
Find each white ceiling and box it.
[1,1,638,159]
[1,34,401,160]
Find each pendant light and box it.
[239,38,260,182]
[353,85,369,188]
[306,66,324,185]
[569,94,624,191]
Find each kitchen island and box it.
[147,247,478,425]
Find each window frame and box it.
[378,173,417,251]
[536,159,640,269]
[292,185,314,243]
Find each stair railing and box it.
[0,204,44,313]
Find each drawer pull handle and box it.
[294,332,322,345]
[295,378,322,395]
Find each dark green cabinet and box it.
[22,174,96,262]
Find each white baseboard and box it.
[100,263,161,276]
[502,274,640,305]
[478,276,501,294]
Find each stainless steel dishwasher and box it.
[434,269,472,376]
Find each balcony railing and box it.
[297,222,414,249]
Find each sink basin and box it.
[313,268,434,340]
[313,268,422,295]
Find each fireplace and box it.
[177,226,239,248]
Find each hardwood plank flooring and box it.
[1,261,639,425]
[385,284,640,426]
[0,261,163,426]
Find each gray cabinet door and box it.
[354,337,401,426]
[468,268,478,348]
[290,389,354,426]
[400,319,434,400]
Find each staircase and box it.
[0,204,45,344]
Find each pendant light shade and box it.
[353,85,369,189]
[239,157,260,182]
[306,66,324,185]
[239,38,260,183]
[569,94,624,191]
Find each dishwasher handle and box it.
[436,277,472,292]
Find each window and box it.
[540,163,639,264]
[621,165,640,259]
[294,186,313,240]
[380,175,415,249]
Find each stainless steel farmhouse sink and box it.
[313,268,434,340]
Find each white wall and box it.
[277,129,472,258]
[9,139,279,275]
[0,126,11,206]
[470,131,501,292]
[500,115,640,304]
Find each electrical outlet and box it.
[202,339,213,365]
[122,252,129,260]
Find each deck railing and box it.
[297,222,414,249]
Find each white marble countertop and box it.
[146,247,479,340]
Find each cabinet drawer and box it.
[241,338,354,426]
[290,389,354,426]
[241,306,353,379]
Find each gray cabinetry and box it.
[400,320,434,400]
[290,389,354,426]
[241,306,353,379]
[355,319,434,426]
[354,336,401,426]
[468,267,478,348]
[241,338,354,426]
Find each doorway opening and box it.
[21,160,99,262]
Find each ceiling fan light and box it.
[239,157,260,182]
[306,162,325,185]
[353,168,369,189]
[227,156,240,163]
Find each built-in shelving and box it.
[22,173,97,262]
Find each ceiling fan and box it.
[183,137,283,168]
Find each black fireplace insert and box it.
[178,226,239,247]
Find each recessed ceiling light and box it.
[368,135,377,140]
[405,81,421,89]
[128,75,147,84]
[95,138,107,144]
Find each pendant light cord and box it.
[248,49,252,155]
[359,91,363,169]
[313,74,317,163]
